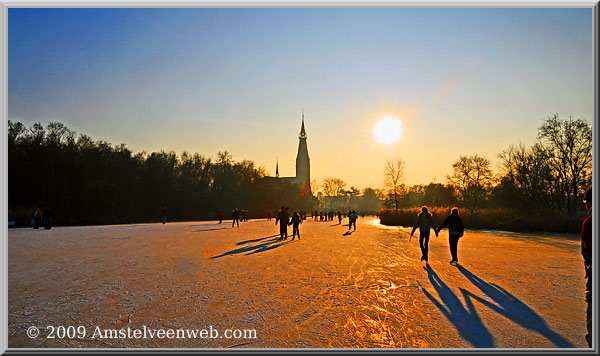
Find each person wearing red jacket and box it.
[581,185,592,347]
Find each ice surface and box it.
[8,218,586,348]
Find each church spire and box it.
[299,111,307,139]
[275,158,279,178]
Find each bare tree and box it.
[537,114,592,212]
[447,155,493,211]
[310,179,320,195]
[322,178,347,196]
[497,143,554,210]
[347,186,360,197]
[384,159,406,210]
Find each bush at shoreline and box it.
[379,207,585,234]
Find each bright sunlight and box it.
[373,117,403,144]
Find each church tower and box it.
[295,112,311,195]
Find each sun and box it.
[373,117,403,144]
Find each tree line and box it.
[382,114,592,215]
[8,121,315,226]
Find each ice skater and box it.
[410,206,437,262]
[275,206,290,240]
[33,207,41,229]
[218,210,224,224]
[337,211,342,224]
[232,208,240,228]
[291,211,302,240]
[581,185,592,347]
[349,210,358,231]
[43,207,54,230]
[436,208,464,264]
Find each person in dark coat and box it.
[581,185,592,347]
[218,210,224,224]
[410,206,437,263]
[291,211,302,240]
[161,206,167,224]
[337,211,342,225]
[349,210,358,231]
[275,206,290,241]
[232,208,240,228]
[43,207,54,230]
[436,208,464,264]
[33,207,42,229]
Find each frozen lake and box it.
[8,217,587,348]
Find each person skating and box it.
[232,208,240,228]
[581,185,592,347]
[43,207,54,230]
[337,211,342,225]
[218,210,224,224]
[410,206,437,263]
[33,207,41,229]
[436,208,464,264]
[291,211,302,240]
[275,206,290,241]
[349,210,358,231]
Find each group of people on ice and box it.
[275,206,303,241]
[31,206,55,230]
[311,209,359,229]
[410,206,464,264]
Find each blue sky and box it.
[8,7,594,188]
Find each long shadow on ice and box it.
[236,234,279,246]
[421,264,495,348]
[455,264,574,348]
[210,236,284,259]
[192,227,228,232]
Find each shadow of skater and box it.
[192,228,228,232]
[236,234,279,246]
[421,264,495,348]
[210,236,283,259]
[455,264,574,348]
[343,231,353,236]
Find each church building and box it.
[269,113,312,196]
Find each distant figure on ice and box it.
[436,208,464,264]
[291,211,302,240]
[267,211,272,221]
[410,206,437,263]
[275,206,290,241]
[232,208,240,228]
[43,207,54,230]
[319,211,324,222]
[161,206,167,224]
[581,185,592,347]
[33,207,42,229]
[337,211,342,224]
[218,210,224,224]
[349,210,358,231]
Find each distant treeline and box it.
[379,207,585,234]
[378,114,592,234]
[8,121,315,226]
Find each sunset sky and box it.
[8,7,593,189]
